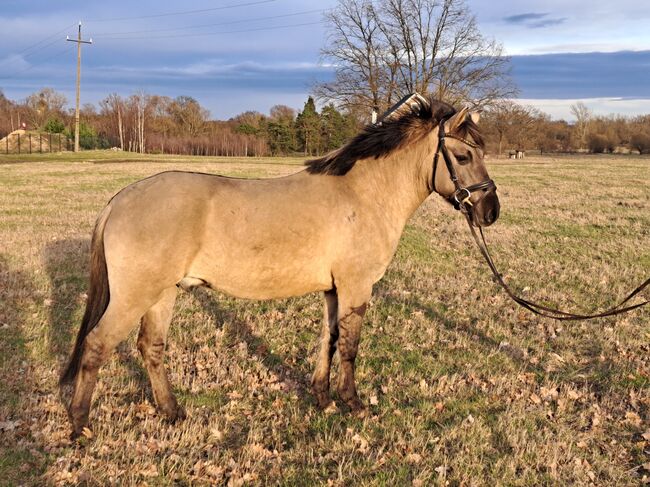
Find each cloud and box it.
[503,12,566,29]
[511,50,650,99]
[504,12,549,24]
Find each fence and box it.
[1,132,71,154]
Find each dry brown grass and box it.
[0,152,648,486]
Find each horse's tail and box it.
[59,204,112,385]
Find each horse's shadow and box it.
[0,254,55,480]
[189,288,312,402]
[375,276,621,398]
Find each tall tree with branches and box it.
[315,0,515,120]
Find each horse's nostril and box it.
[485,209,495,224]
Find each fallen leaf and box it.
[406,453,422,464]
[352,433,369,453]
[625,411,642,428]
[370,395,378,406]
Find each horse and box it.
[60,94,500,439]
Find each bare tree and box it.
[315,0,515,119]
[100,94,126,150]
[314,0,393,118]
[168,96,210,137]
[570,101,592,148]
[482,100,540,156]
[25,88,68,129]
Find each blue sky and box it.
[1,0,650,120]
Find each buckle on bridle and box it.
[452,188,472,209]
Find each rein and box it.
[433,118,650,321]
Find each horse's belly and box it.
[190,250,333,300]
[209,267,332,299]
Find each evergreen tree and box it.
[319,103,356,153]
[296,97,321,156]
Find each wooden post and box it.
[49,133,52,153]
[17,133,21,154]
[39,133,42,153]
[67,23,92,153]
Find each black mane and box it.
[305,95,484,176]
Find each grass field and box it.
[0,151,648,486]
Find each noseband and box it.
[432,117,496,213]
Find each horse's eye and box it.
[456,153,470,163]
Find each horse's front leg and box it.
[335,285,371,412]
[311,289,339,409]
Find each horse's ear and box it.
[446,107,469,132]
[469,111,480,124]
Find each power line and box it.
[16,23,75,56]
[94,8,325,37]
[86,0,277,22]
[21,37,68,60]
[98,20,326,41]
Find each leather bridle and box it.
[432,117,496,215]
[432,116,649,320]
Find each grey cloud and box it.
[503,12,549,24]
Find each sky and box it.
[1,0,650,120]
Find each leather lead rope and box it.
[464,214,650,320]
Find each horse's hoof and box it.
[323,401,339,414]
[352,407,368,419]
[345,398,366,415]
[174,406,187,421]
[163,405,186,423]
[70,425,93,442]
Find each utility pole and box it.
[67,22,92,153]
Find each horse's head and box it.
[432,107,500,227]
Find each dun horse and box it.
[60,95,500,438]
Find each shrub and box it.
[587,133,609,153]
[630,132,650,154]
[43,118,65,134]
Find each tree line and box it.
[3,87,650,157]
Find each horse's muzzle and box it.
[474,190,500,227]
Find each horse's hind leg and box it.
[68,301,146,438]
[311,289,338,409]
[137,286,184,421]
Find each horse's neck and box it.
[345,143,433,227]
